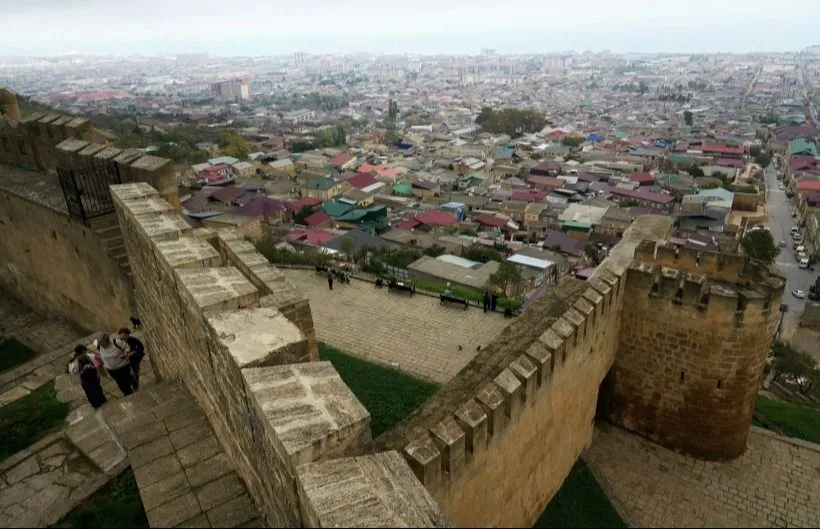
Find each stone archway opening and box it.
[595,368,615,422]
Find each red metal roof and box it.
[415,210,456,226]
[474,213,508,228]
[303,211,331,226]
[609,187,675,205]
[287,230,337,246]
[528,175,565,188]
[796,180,820,193]
[702,143,745,156]
[346,172,377,190]
[330,153,354,167]
[285,197,323,212]
[395,218,422,230]
[629,172,654,184]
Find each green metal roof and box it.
[322,202,353,218]
[563,220,592,230]
[611,130,628,139]
[666,154,695,164]
[544,145,570,155]
[788,139,817,157]
[393,183,412,195]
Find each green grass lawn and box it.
[0,338,38,373]
[0,380,69,461]
[533,459,627,529]
[318,342,439,437]
[755,395,820,445]
[54,468,149,528]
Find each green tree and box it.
[463,247,503,263]
[475,107,545,137]
[293,205,315,224]
[741,229,779,264]
[424,244,447,257]
[584,245,604,266]
[688,165,705,177]
[487,261,522,296]
[683,110,693,127]
[771,342,820,395]
[220,133,250,159]
[340,237,354,261]
[561,135,584,147]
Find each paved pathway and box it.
[0,432,109,528]
[103,383,263,528]
[0,290,90,407]
[282,270,512,383]
[585,424,820,528]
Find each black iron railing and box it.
[57,161,122,222]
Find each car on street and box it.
[779,240,786,247]
[792,289,806,299]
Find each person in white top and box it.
[95,332,135,396]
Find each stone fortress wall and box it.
[0,89,180,331]
[0,88,787,527]
[610,241,786,460]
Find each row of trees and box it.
[769,341,819,396]
[289,124,347,153]
[475,107,545,137]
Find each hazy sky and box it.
[1,0,818,56]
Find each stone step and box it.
[64,405,129,478]
[102,383,265,528]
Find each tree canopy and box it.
[740,229,779,264]
[770,342,819,395]
[487,261,522,294]
[475,107,545,137]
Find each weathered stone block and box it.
[207,307,306,368]
[453,399,488,459]
[429,416,466,477]
[509,354,538,405]
[474,382,505,436]
[175,267,259,314]
[155,237,222,269]
[297,451,451,528]
[493,368,522,420]
[403,436,442,489]
[242,362,371,472]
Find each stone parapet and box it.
[110,182,446,527]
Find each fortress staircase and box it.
[88,213,132,280]
[64,379,264,528]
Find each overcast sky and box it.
[1,0,818,56]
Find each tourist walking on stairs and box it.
[118,327,145,390]
[73,345,107,409]
[94,333,135,396]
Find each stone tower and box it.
[0,89,21,121]
[608,239,786,460]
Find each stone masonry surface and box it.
[585,424,820,528]
[0,433,108,528]
[281,269,512,383]
[102,382,264,528]
[111,182,449,527]
[0,289,89,406]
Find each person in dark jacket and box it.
[118,327,145,390]
[327,270,334,290]
[73,345,107,409]
[483,290,491,313]
[490,291,499,311]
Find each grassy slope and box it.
[318,342,439,437]
[0,338,38,374]
[0,380,69,461]
[755,395,820,445]
[533,459,627,528]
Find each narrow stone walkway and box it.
[102,382,264,528]
[0,432,108,527]
[585,423,820,528]
[0,290,91,407]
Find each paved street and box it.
[763,164,815,340]
[586,424,820,528]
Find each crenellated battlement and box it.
[110,182,449,527]
[0,89,179,210]
[633,239,786,291]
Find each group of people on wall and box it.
[69,324,145,409]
